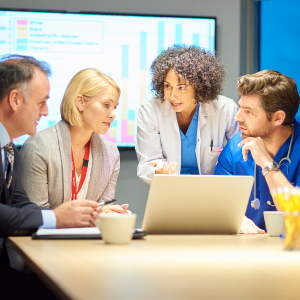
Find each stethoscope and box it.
[251,125,294,210]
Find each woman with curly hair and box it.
[136,45,239,184]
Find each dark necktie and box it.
[3,143,27,272]
[4,142,14,188]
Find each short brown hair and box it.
[61,69,120,126]
[237,70,299,125]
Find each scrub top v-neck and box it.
[178,104,199,175]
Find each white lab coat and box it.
[136,95,239,184]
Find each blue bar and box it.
[175,24,182,44]
[48,121,56,127]
[17,38,28,44]
[16,45,27,51]
[128,110,135,121]
[111,120,117,127]
[122,45,129,78]
[209,20,215,51]
[193,34,200,46]
[158,21,164,53]
[140,32,147,70]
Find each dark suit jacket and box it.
[0,144,43,264]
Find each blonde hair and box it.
[60,69,120,125]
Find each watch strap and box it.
[262,160,279,176]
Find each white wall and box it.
[0,0,248,227]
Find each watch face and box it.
[262,160,279,176]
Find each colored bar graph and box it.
[128,110,135,121]
[122,45,129,78]
[16,20,28,51]
[17,20,28,25]
[127,121,135,136]
[17,26,27,31]
[17,32,27,38]
[122,45,128,121]
[158,21,164,53]
[16,45,28,51]
[193,34,200,46]
[140,32,147,70]
[17,38,28,44]
[175,24,182,44]
[121,45,134,143]
[127,110,135,136]
[209,20,215,51]
[104,120,117,142]
[140,32,147,104]
[48,120,56,127]
[12,135,28,143]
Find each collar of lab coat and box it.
[163,98,218,136]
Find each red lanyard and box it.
[71,142,90,200]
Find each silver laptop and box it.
[142,175,254,234]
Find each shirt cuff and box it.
[40,210,57,229]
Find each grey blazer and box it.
[19,120,120,209]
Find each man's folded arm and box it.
[1,178,56,235]
[0,203,43,236]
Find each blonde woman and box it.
[20,69,130,214]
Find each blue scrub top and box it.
[179,104,199,175]
[214,118,300,231]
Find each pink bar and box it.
[103,130,117,143]
[121,120,134,143]
[17,20,28,25]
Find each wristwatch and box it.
[262,160,279,176]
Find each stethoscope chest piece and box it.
[251,198,260,210]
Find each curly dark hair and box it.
[150,44,226,103]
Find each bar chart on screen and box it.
[0,10,215,147]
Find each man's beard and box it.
[239,122,273,142]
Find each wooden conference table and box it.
[7,234,300,300]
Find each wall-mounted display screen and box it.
[260,0,300,119]
[0,10,216,146]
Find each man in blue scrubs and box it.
[214,70,300,234]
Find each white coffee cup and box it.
[98,214,137,244]
[263,211,285,237]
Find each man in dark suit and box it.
[0,55,101,297]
